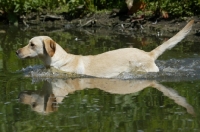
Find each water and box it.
[0,25,200,131]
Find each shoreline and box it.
[0,12,200,42]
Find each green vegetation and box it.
[0,0,66,24]
[145,0,200,17]
[0,0,200,24]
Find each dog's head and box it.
[16,36,56,59]
[18,91,58,114]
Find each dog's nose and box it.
[15,50,19,55]
[16,49,21,55]
[16,50,19,55]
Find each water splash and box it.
[20,65,91,81]
[117,58,200,81]
[20,58,200,81]
[18,65,44,73]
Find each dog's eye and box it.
[30,43,35,47]
[32,102,37,108]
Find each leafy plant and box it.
[0,0,66,24]
[0,0,200,25]
[144,0,200,18]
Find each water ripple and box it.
[20,58,200,81]
[117,58,200,81]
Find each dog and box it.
[18,78,195,114]
[16,20,194,78]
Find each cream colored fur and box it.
[16,20,194,78]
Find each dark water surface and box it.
[0,26,200,132]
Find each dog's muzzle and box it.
[16,48,25,58]
[16,49,21,56]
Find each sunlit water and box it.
[0,25,200,131]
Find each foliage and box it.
[0,0,200,24]
[0,0,66,24]
[144,0,200,17]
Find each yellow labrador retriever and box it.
[16,20,194,78]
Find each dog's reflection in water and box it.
[18,78,195,115]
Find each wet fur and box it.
[16,20,194,78]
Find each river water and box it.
[0,25,200,131]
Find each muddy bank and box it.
[1,12,200,41]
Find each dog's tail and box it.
[149,20,194,60]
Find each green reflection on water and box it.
[0,26,200,131]
[0,77,199,132]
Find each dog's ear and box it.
[46,94,57,113]
[43,38,56,57]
